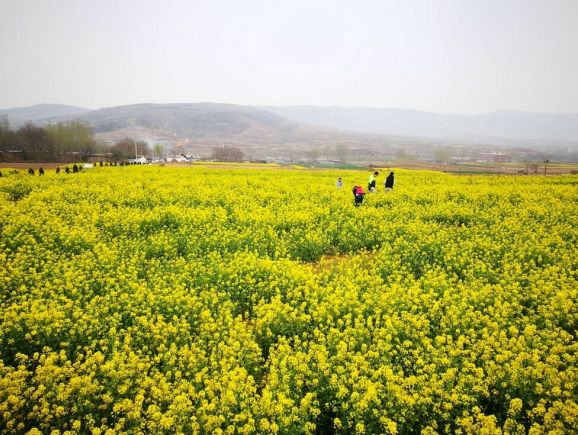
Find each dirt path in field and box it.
[310,253,351,274]
[310,252,377,275]
[388,160,578,175]
[188,164,288,170]
[0,162,67,170]
[3,161,577,174]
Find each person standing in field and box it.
[368,171,378,192]
[385,171,395,192]
[336,177,343,188]
[352,185,365,206]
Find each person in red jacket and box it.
[352,185,365,206]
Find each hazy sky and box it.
[1,0,577,113]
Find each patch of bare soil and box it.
[0,163,67,170]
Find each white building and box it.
[126,156,149,164]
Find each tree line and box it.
[210,145,244,162]
[0,117,97,162]
[0,117,155,162]
[1,116,248,163]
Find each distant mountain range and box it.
[57,103,301,138]
[259,106,578,144]
[0,104,90,124]
[0,103,371,154]
[1,103,577,149]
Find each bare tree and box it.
[0,116,9,145]
[335,144,349,162]
[45,120,96,161]
[211,146,244,162]
[0,116,17,151]
[153,143,164,160]
[17,123,55,161]
[433,147,451,163]
[109,137,150,160]
[307,148,320,163]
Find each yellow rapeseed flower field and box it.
[0,166,577,433]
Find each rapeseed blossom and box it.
[0,166,577,433]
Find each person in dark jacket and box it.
[352,185,365,206]
[385,172,395,192]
